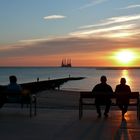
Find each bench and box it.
[1,91,37,118]
[79,92,140,120]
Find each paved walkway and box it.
[0,108,140,140]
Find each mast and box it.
[61,58,72,67]
[61,59,64,67]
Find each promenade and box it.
[0,108,140,140]
[0,90,140,140]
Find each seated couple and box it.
[0,75,30,108]
[92,75,131,119]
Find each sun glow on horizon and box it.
[115,50,136,65]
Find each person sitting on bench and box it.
[0,75,22,107]
[6,75,23,102]
[7,75,22,93]
[115,77,131,120]
[92,75,113,118]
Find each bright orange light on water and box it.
[115,50,135,65]
[120,70,135,93]
[121,70,131,85]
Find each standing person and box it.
[115,78,131,119]
[92,75,113,118]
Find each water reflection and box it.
[115,70,133,91]
[121,70,131,86]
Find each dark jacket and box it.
[92,83,113,104]
[115,84,131,105]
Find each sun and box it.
[115,50,135,65]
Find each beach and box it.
[36,90,80,109]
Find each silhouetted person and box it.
[92,75,113,118]
[115,78,131,119]
[37,77,39,82]
[0,75,22,107]
[7,75,22,93]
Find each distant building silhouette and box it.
[61,58,72,67]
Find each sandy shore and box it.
[36,90,80,109]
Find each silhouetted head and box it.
[100,75,107,83]
[120,78,126,85]
[9,75,17,83]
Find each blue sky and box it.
[0,0,140,66]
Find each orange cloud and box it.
[0,29,140,66]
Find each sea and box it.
[0,67,140,92]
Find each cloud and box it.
[0,33,140,58]
[43,15,66,20]
[79,0,108,10]
[1,12,140,66]
[71,24,139,39]
[0,32,140,66]
[120,4,140,9]
[76,14,140,40]
[1,13,140,59]
[79,14,140,29]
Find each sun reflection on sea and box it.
[121,70,132,87]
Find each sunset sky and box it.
[0,0,140,67]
